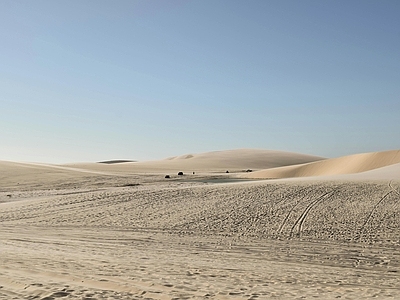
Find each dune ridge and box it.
[64,149,325,173]
[244,150,400,179]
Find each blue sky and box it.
[1,0,399,163]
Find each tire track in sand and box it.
[357,184,393,241]
[290,190,335,238]
[370,180,400,240]
[388,180,400,196]
[277,187,313,235]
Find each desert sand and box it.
[243,150,400,180]
[63,149,325,174]
[1,149,400,299]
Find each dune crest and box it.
[64,149,325,173]
[244,150,400,179]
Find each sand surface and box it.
[1,149,400,299]
[244,150,400,180]
[63,149,324,174]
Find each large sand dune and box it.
[0,148,324,190]
[63,149,324,174]
[244,149,400,180]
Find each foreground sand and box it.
[1,166,400,299]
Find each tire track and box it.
[386,180,400,212]
[290,190,334,238]
[369,180,400,240]
[297,190,336,238]
[250,186,302,236]
[272,186,306,208]
[277,187,313,234]
[357,189,393,241]
[389,180,400,196]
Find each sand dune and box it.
[63,149,325,174]
[307,162,400,182]
[244,150,400,180]
[0,160,117,192]
[2,149,400,299]
[348,162,400,180]
[0,161,86,188]
[1,149,324,190]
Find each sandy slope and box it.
[0,160,118,193]
[293,162,400,182]
[348,162,400,180]
[244,149,400,179]
[63,149,325,174]
[1,177,400,299]
[1,149,400,299]
[0,148,323,191]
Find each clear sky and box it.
[1,0,399,163]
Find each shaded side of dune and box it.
[97,160,136,164]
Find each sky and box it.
[1,0,399,163]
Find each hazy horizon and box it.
[1,0,399,164]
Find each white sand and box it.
[63,148,325,174]
[1,148,400,299]
[244,149,400,180]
